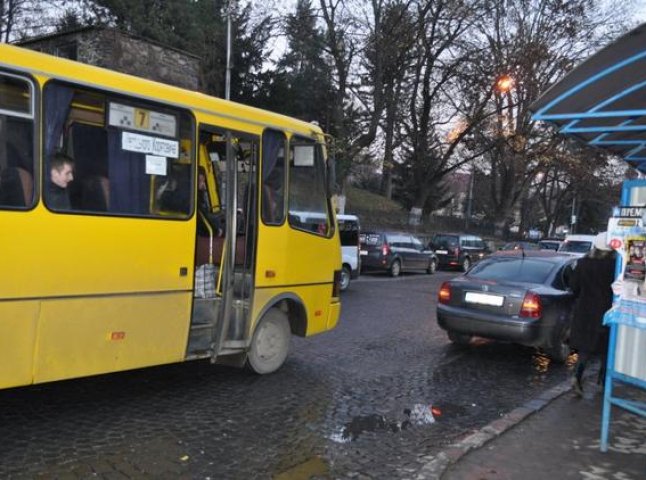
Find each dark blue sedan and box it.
[436,251,578,362]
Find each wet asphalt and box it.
[0,270,576,479]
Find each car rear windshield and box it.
[433,234,458,248]
[468,258,556,283]
[559,241,592,253]
[339,220,359,246]
[360,233,382,247]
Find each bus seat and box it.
[81,175,109,211]
[0,166,32,207]
[195,235,246,267]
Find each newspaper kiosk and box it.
[532,24,646,452]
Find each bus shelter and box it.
[531,23,646,452]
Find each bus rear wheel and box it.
[247,308,291,374]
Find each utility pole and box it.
[225,0,232,101]
[465,164,475,230]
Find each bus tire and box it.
[247,308,291,374]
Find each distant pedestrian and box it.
[569,231,616,396]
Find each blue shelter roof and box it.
[531,24,646,171]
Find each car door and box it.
[389,233,407,267]
[410,235,427,269]
[549,259,578,336]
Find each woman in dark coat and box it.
[570,232,616,395]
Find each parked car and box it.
[499,241,540,251]
[558,234,596,256]
[538,238,563,251]
[436,250,577,362]
[429,233,490,271]
[360,231,437,277]
[337,214,361,291]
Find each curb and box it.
[414,378,573,480]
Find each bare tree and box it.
[469,0,630,236]
[393,0,495,214]
[1,0,28,42]
[319,0,390,189]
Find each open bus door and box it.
[186,127,258,364]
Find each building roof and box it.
[17,25,200,60]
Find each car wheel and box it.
[389,259,402,277]
[461,257,471,272]
[448,330,472,345]
[546,325,571,364]
[340,265,351,291]
[247,308,291,374]
[427,258,437,274]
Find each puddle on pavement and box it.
[330,402,472,442]
[273,456,330,480]
[340,413,400,441]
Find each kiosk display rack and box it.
[600,184,646,451]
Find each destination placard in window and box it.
[109,102,177,137]
[122,131,179,158]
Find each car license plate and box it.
[436,249,448,254]
[360,249,368,255]
[464,292,504,307]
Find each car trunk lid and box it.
[447,278,540,316]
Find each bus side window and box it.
[43,81,194,217]
[0,74,35,210]
[288,138,330,236]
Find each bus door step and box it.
[187,298,221,354]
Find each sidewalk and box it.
[419,373,646,479]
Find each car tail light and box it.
[520,292,542,318]
[438,282,451,304]
[382,243,391,256]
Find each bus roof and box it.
[0,43,324,138]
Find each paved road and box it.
[0,271,575,479]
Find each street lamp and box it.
[495,74,514,94]
[494,74,515,137]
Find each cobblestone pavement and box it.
[0,271,575,479]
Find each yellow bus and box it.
[0,43,342,390]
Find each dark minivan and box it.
[430,233,489,271]
[360,231,437,277]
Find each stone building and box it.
[18,26,201,91]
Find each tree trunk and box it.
[381,93,397,199]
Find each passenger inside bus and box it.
[47,152,75,210]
